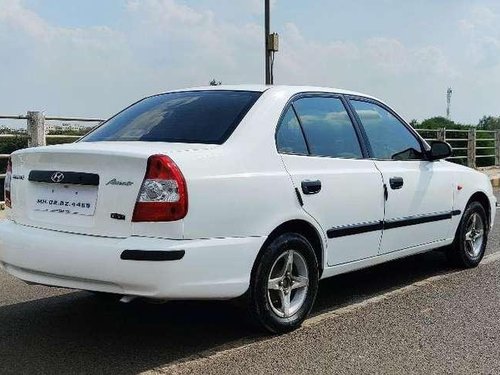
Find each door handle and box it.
[301,180,321,195]
[389,177,404,190]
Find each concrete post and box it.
[27,111,46,147]
[437,128,446,142]
[467,128,476,168]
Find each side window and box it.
[293,97,363,159]
[276,107,309,155]
[350,100,422,160]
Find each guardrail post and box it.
[496,130,500,166]
[467,128,476,168]
[437,128,446,142]
[27,111,46,147]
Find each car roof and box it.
[164,84,381,102]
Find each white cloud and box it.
[365,38,407,73]
[462,5,497,31]
[127,0,205,28]
[354,37,456,77]
[0,0,499,124]
[275,22,360,85]
[0,0,144,118]
[0,0,51,41]
[272,24,458,122]
[122,0,263,86]
[246,0,277,14]
[459,5,500,67]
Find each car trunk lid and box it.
[8,142,215,238]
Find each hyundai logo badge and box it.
[51,172,65,183]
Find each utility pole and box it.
[446,87,453,119]
[265,0,271,84]
[264,0,279,85]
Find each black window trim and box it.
[80,89,265,145]
[275,92,370,159]
[345,95,430,161]
[291,103,312,155]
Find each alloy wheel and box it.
[267,250,309,318]
[464,212,485,259]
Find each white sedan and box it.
[0,85,496,333]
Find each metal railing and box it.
[0,115,104,122]
[416,128,500,168]
[0,116,498,179]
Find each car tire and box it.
[447,201,488,268]
[249,233,319,334]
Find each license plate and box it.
[32,184,98,216]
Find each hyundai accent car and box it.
[0,85,496,333]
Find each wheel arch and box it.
[467,191,491,228]
[252,219,325,279]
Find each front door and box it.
[276,95,385,266]
[348,98,455,254]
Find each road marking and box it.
[305,251,500,327]
[481,251,500,264]
[145,251,500,375]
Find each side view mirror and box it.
[428,141,452,161]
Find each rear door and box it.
[277,94,385,266]
[348,98,455,254]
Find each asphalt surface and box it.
[0,191,498,375]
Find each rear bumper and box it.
[0,220,265,299]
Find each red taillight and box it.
[4,157,12,208]
[132,154,188,222]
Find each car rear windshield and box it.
[81,90,262,144]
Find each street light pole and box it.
[265,0,271,85]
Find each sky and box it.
[1,0,500,125]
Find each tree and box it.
[417,116,459,129]
[477,116,500,130]
[409,119,419,128]
[209,79,222,86]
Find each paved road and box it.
[0,191,498,375]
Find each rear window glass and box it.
[81,90,261,144]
